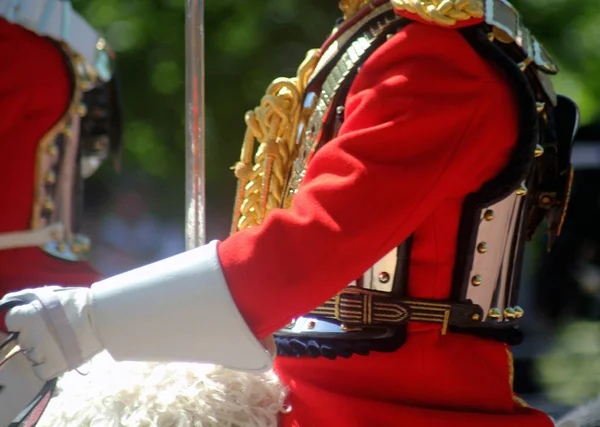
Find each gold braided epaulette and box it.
[391,0,484,27]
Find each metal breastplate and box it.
[274,0,578,347]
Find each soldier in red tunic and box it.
[0,1,120,424]
[1,1,580,426]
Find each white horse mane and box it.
[37,351,599,427]
[38,351,286,427]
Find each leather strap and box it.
[310,288,484,335]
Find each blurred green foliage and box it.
[76,0,600,233]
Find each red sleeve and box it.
[218,23,519,339]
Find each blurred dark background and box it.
[73,0,600,416]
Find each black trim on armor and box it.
[393,236,413,297]
[450,201,481,302]
[458,25,539,206]
[451,25,539,304]
[448,325,524,346]
[275,327,406,360]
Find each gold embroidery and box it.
[231,49,319,233]
[391,0,484,26]
[506,348,529,407]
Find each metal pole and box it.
[185,0,206,250]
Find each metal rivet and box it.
[306,321,316,330]
[514,306,524,318]
[483,209,494,221]
[47,143,58,156]
[516,184,528,196]
[42,199,55,212]
[477,242,488,254]
[336,106,345,115]
[471,275,482,286]
[96,38,107,51]
[488,308,502,319]
[44,170,56,185]
[77,103,88,116]
[378,272,390,283]
[535,144,544,157]
[471,313,481,321]
[536,102,545,113]
[487,32,495,42]
[386,33,393,40]
[518,58,533,71]
[281,403,293,414]
[504,307,517,319]
[541,196,552,205]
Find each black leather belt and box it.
[310,288,485,335]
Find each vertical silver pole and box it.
[185,0,206,250]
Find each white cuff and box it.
[89,241,272,372]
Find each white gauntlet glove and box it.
[3,286,103,381]
[2,241,271,383]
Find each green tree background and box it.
[77,0,600,239]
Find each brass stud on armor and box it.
[336,106,345,115]
[96,38,107,51]
[483,209,494,221]
[77,103,88,116]
[42,199,55,213]
[307,321,316,330]
[44,170,56,185]
[504,307,517,319]
[536,102,545,113]
[514,306,524,318]
[535,144,544,157]
[63,125,73,138]
[378,272,390,284]
[516,184,528,196]
[72,244,82,254]
[488,308,502,319]
[518,58,533,72]
[477,242,488,254]
[471,275,482,286]
[47,143,58,156]
[472,313,481,321]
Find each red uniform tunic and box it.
[0,20,101,326]
[218,17,555,427]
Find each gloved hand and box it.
[2,286,104,381]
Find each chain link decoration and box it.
[231,49,320,233]
[391,0,484,26]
